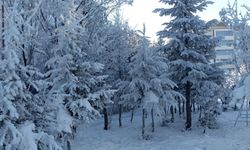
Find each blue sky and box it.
[122,0,246,41]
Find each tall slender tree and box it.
[123,25,182,138]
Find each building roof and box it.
[211,22,231,29]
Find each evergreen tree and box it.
[0,1,61,149]
[195,64,225,132]
[0,0,128,148]
[154,0,217,130]
[123,25,182,139]
[105,12,135,127]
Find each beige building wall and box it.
[208,22,237,72]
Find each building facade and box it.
[207,22,237,72]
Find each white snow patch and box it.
[57,107,73,133]
[72,111,250,150]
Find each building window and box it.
[218,40,234,47]
[217,58,233,62]
[216,49,234,55]
[216,30,233,37]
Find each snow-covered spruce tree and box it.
[26,1,81,148]
[123,25,182,139]
[0,0,131,148]
[75,2,135,128]
[0,1,61,149]
[0,2,32,148]
[101,11,135,127]
[194,64,225,132]
[76,0,133,59]
[0,0,115,148]
[33,0,115,146]
[154,0,217,130]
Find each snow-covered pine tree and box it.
[0,2,30,148]
[123,25,182,139]
[101,11,134,127]
[0,1,61,149]
[40,0,121,133]
[154,0,216,130]
[33,1,84,148]
[76,0,133,58]
[35,0,115,146]
[75,3,136,128]
[195,63,225,132]
[0,0,134,148]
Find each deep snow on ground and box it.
[72,110,250,150]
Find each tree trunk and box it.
[67,140,71,150]
[199,106,202,120]
[178,100,182,116]
[164,103,167,116]
[22,50,27,66]
[161,104,168,126]
[1,2,5,49]
[185,81,192,130]
[234,104,238,110]
[21,24,27,66]
[170,106,174,123]
[103,107,109,130]
[142,109,146,139]
[151,107,154,132]
[130,107,134,123]
[182,100,185,113]
[192,100,196,113]
[119,104,122,127]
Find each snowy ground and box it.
[72,111,250,150]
